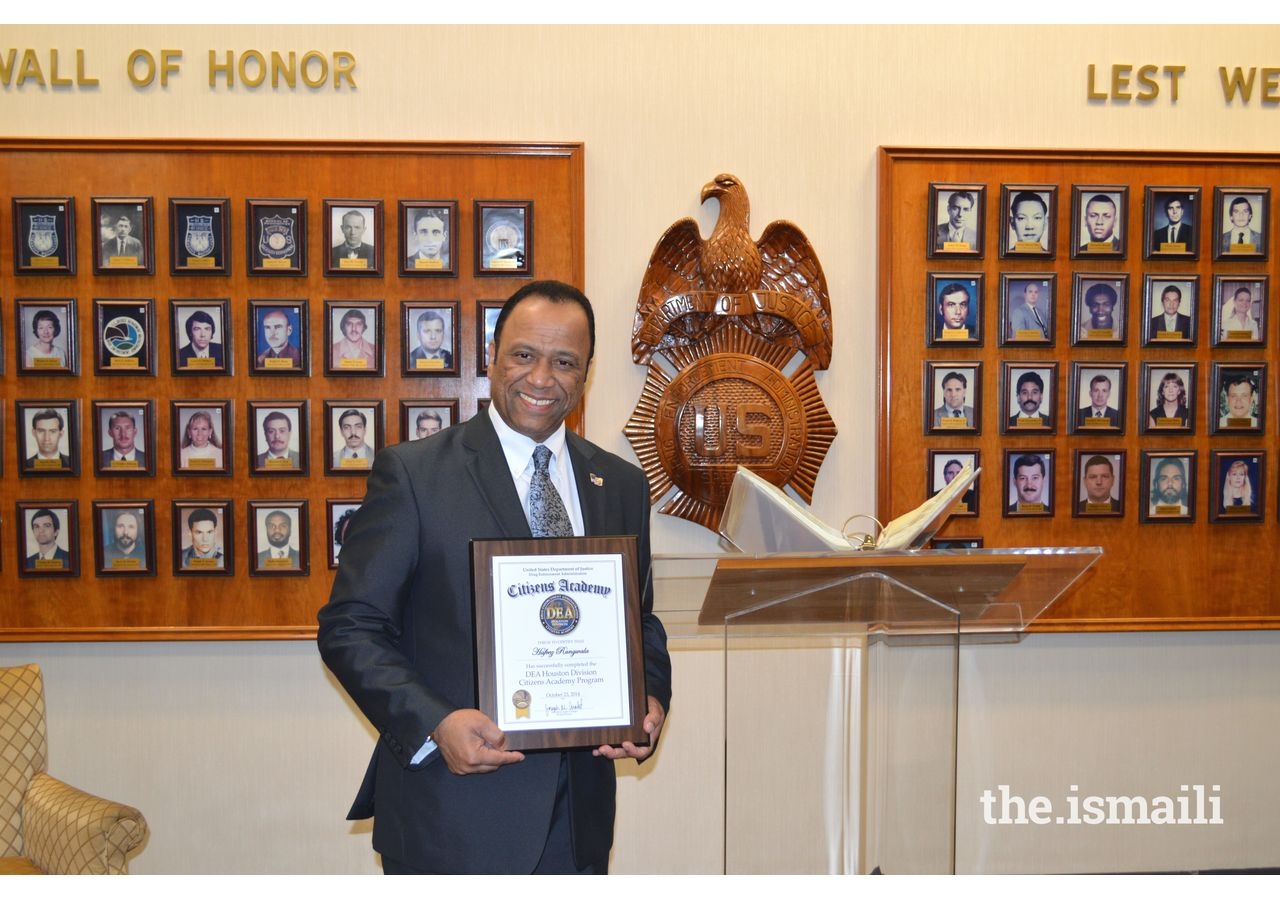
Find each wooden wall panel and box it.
[879,147,1280,630]
[0,139,583,640]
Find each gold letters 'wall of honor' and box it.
[625,174,837,532]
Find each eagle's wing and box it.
[632,217,704,364]
[757,220,834,369]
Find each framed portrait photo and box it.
[325,400,383,476]
[477,299,504,376]
[92,197,154,274]
[1213,187,1269,261]
[927,183,985,259]
[246,199,307,276]
[402,300,460,377]
[1070,185,1127,259]
[12,198,76,274]
[1003,449,1054,518]
[927,449,980,517]
[1210,451,1265,523]
[400,399,459,443]
[248,400,308,476]
[1069,363,1126,435]
[1072,274,1128,346]
[1072,450,1125,519]
[325,199,383,277]
[926,274,982,347]
[1212,276,1267,347]
[1140,363,1196,435]
[17,400,79,477]
[1142,276,1198,347]
[173,500,233,575]
[924,362,981,435]
[248,500,309,576]
[1210,363,1266,436]
[1141,451,1196,523]
[92,400,154,477]
[326,300,384,376]
[170,299,231,375]
[92,500,154,577]
[16,501,79,577]
[475,200,532,276]
[169,197,230,275]
[1000,362,1057,434]
[400,200,457,277]
[249,300,309,375]
[327,499,362,568]
[1144,187,1200,260]
[1000,274,1055,346]
[93,298,154,375]
[172,400,232,476]
[16,298,78,375]
[998,184,1054,259]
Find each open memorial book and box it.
[717,464,981,553]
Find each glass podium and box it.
[652,547,1100,874]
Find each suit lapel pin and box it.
[590,473,604,487]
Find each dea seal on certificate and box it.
[511,689,532,720]
[540,594,580,635]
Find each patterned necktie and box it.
[528,445,573,537]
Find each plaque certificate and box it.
[472,537,648,751]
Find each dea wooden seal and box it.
[627,174,836,532]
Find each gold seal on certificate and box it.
[472,537,649,751]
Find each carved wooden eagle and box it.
[632,173,833,369]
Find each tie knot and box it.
[532,444,552,474]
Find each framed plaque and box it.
[471,536,648,752]
[247,199,307,275]
[93,298,154,375]
[475,200,532,276]
[169,198,230,275]
[400,200,457,277]
[92,197,154,274]
[12,198,76,274]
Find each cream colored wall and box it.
[3,24,1280,873]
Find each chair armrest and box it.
[22,773,148,874]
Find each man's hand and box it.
[594,695,665,761]
[433,708,525,775]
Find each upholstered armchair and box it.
[1,664,148,874]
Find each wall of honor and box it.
[0,138,584,639]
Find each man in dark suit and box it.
[25,508,72,569]
[318,281,671,875]
[1077,193,1121,252]
[1077,455,1121,514]
[256,309,302,368]
[1007,454,1051,514]
[1220,195,1263,252]
[1006,371,1050,428]
[257,509,301,569]
[100,409,147,469]
[1076,374,1122,428]
[406,209,448,269]
[408,310,454,369]
[331,209,376,267]
[177,309,225,368]
[100,213,143,265]
[25,408,72,470]
[1147,284,1192,341]
[256,411,301,469]
[1151,195,1194,251]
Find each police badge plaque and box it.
[247,199,307,276]
[471,537,648,751]
[170,198,229,275]
[12,198,76,275]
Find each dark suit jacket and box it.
[1148,313,1191,339]
[1077,497,1120,514]
[100,235,143,263]
[1007,413,1050,428]
[1075,406,1121,428]
[256,344,301,367]
[409,347,454,368]
[24,453,71,470]
[257,548,300,568]
[25,547,71,568]
[177,341,225,367]
[1152,222,1193,248]
[255,449,301,469]
[934,223,976,248]
[100,448,147,468]
[317,412,671,874]
[331,242,376,267]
